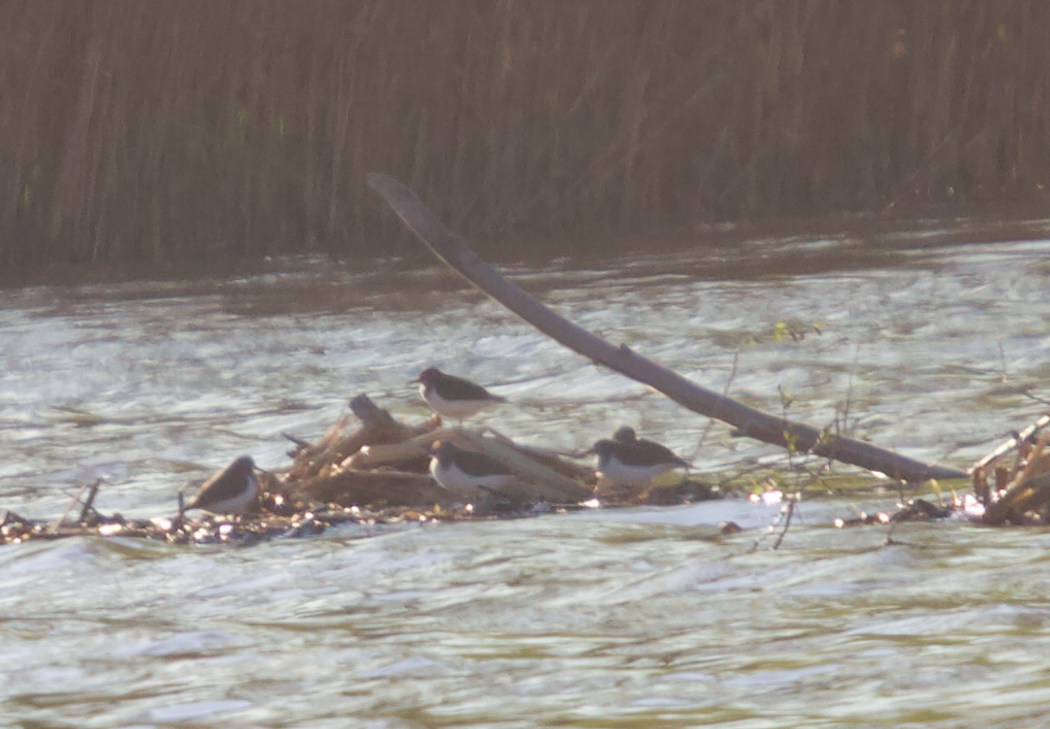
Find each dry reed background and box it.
[2,0,1049,273]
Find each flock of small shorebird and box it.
[179,367,692,517]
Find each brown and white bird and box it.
[588,427,690,487]
[413,367,506,423]
[429,440,516,499]
[180,455,260,516]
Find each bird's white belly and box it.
[596,456,675,485]
[420,385,492,420]
[430,458,514,498]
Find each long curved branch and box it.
[368,173,966,483]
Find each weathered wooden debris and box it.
[971,420,1050,525]
[281,395,598,507]
[1,394,721,546]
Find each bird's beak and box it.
[408,377,421,385]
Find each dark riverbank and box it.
[4,202,1049,291]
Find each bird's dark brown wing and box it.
[188,459,254,508]
[614,440,689,467]
[448,445,514,476]
[434,373,504,402]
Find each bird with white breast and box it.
[428,440,516,500]
[179,455,260,517]
[588,426,690,488]
[413,367,506,424]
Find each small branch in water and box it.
[772,496,797,550]
[840,341,862,437]
[1022,390,1050,410]
[696,349,739,459]
[79,480,102,522]
[751,492,799,551]
[884,520,901,546]
[55,480,95,531]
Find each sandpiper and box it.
[429,440,516,499]
[413,367,506,423]
[589,427,690,486]
[180,455,260,516]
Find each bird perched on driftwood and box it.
[588,426,690,488]
[429,440,516,499]
[180,455,260,516]
[413,367,506,423]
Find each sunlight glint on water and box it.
[4,231,1050,727]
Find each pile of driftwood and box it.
[0,394,717,546]
[968,414,1050,526]
[288,395,713,509]
[5,394,1048,547]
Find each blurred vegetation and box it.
[2,1,1049,272]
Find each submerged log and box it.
[367,173,966,484]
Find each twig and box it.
[1022,390,1050,409]
[751,493,799,552]
[54,481,94,531]
[282,432,313,449]
[884,520,900,546]
[772,497,797,550]
[779,383,795,473]
[78,480,102,522]
[969,412,1050,474]
[841,342,861,436]
[696,349,739,458]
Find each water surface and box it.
[4,222,1050,727]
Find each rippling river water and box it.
[5,222,1050,727]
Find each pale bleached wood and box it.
[969,412,1050,474]
[368,173,966,483]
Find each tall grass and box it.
[1,1,1048,271]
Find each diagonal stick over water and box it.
[368,173,965,483]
